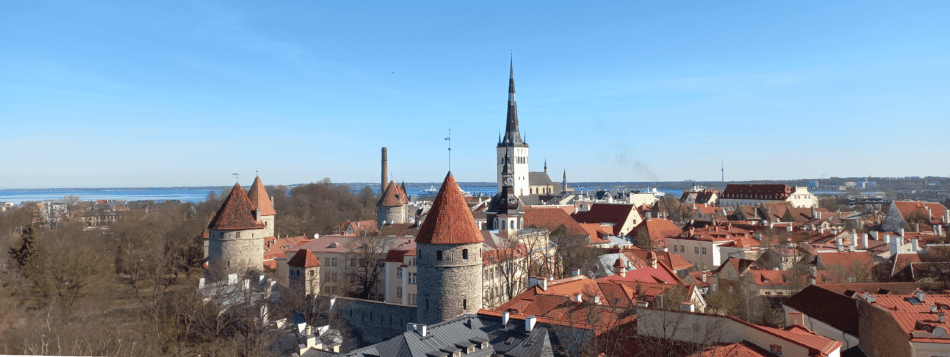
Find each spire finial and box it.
[510,53,513,79]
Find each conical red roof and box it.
[377,180,407,207]
[209,183,265,231]
[416,172,483,245]
[248,176,276,216]
[288,249,321,268]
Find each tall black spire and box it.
[500,56,526,147]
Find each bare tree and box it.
[342,234,389,300]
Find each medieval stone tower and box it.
[248,175,276,237]
[287,248,321,295]
[376,180,409,228]
[497,58,529,197]
[207,182,267,277]
[487,146,525,234]
[416,172,484,325]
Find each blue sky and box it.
[1,1,948,188]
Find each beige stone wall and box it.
[207,227,265,277]
[416,242,483,325]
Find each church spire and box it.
[500,56,525,147]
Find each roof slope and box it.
[209,183,265,231]
[784,285,859,336]
[524,207,589,237]
[378,180,408,207]
[416,173,483,245]
[571,203,637,235]
[288,249,321,268]
[247,176,276,216]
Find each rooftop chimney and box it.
[526,316,537,332]
[198,278,205,290]
[539,278,548,291]
[571,268,581,277]
[575,293,583,303]
[502,311,510,326]
[912,238,920,253]
[917,291,926,302]
[862,233,869,250]
[892,236,902,256]
[701,273,707,283]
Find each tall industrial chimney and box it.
[381,147,388,192]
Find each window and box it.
[235,232,241,238]
[680,245,684,252]
[672,245,677,252]
[728,271,733,279]
[437,251,443,261]
[409,258,416,266]
[409,294,417,306]
[462,249,469,260]
[397,287,402,298]
[701,247,707,255]
[695,247,699,254]
[397,268,403,279]
[409,272,417,284]
[728,286,733,293]
[463,299,467,310]
[711,284,717,292]
[350,259,356,267]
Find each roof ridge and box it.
[209,183,265,231]
[248,176,276,216]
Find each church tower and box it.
[416,172,484,325]
[207,183,266,277]
[497,58,529,196]
[487,146,525,235]
[248,175,276,237]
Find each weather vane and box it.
[233,172,239,183]
[445,129,451,171]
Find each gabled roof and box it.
[630,218,682,247]
[288,249,321,268]
[247,176,276,216]
[524,207,589,237]
[378,180,408,207]
[416,173,483,245]
[892,201,947,232]
[816,251,876,271]
[784,285,859,336]
[571,203,639,236]
[208,183,265,231]
[624,249,693,271]
[715,257,762,276]
[815,282,947,296]
[694,341,772,357]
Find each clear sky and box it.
[2,1,948,188]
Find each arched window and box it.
[437,251,443,261]
[463,299,467,310]
[462,249,468,260]
[493,218,499,229]
[509,220,514,229]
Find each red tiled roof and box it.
[893,201,947,232]
[624,249,693,271]
[287,249,321,268]
[815,282,947,296]
[631,218,682,247]
[817,251,876,270]
[385,242,417,262]
[524,207,589,237]
[693,342,772,357]
[578,223,611,240]
[208,183,265,231]
[377,180,407,207]
[868,293,950,343]
[248,176,276,216]
[415,173,483,245]
[571,204,639,236]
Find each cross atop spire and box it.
[499,57,526,147]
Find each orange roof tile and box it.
[415,173,483,245]
[694,342,772,357]
[377,180,408,207]
[571,204,639,236]
[208,183,265,231]
[817,251,876,271]
[524,207,589,237]
[287,249,321,268]
[247,176,276,216]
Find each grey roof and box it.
[528,172,555,187]
[339,314,553,357]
